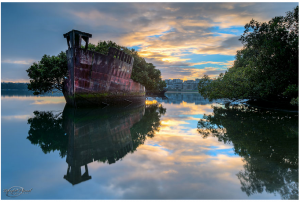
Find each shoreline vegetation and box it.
[1,82,29,90]
[5,7,299,111]
[165,90,198,93]
[198,6,298,109]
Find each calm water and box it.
[1,91,298,200]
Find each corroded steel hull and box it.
[62,30,145,107]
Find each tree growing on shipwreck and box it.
[26,35,166,95]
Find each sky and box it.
[1,2,298,82]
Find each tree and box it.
[85,40,122,55]
[198,6,298,105]
[27,40,165,94]
[26,51,67,95]
[87,41,166,92]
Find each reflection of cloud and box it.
[2,92,281,199]
[87,111,245,198]
[2,96,65,105]
[32,100,66,105]
[169,101,214,115]
[161,120,189,126]
[31,97,65,105]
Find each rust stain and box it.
[62,30,145,107]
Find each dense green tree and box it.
[26,51,67,95]
[27,40,165,94]
[85,40,122,55]
[130,54,166,92]
[198,6,298,106]
[197,105,298,199]
[86,41,166,92]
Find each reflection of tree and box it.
[27,111,67,158]
[27,103,166,184]
[130,104,166,151]
[197,105,298,199]
[27,103,166,185]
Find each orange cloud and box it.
[1,79,30,83]
[2,59,35,65]
[66,3,285,81]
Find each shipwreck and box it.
[62,30,145,107]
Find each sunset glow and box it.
[1,2,297,82]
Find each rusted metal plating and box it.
[62,30,145,107]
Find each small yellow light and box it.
[145,100,158,105]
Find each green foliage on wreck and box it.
[86,40,166,92]
[26,51,68,95]
[26,40,165,95]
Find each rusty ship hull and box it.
[62,30,145,107]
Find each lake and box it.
[1,91,298,199]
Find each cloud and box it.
[192,61,233,67]
[1,115,31,120]
[164,7,180,12]
[160,66,227,80]
[2,59,35,65]
[1,79,30,83]
[1,2,297,81]
[1,63,31,82]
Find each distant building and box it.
[154,92,212,105]
[164,79,173,85]
[173,79,183,83]
[195,79,201,83]
[164,79,201,91]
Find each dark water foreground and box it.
[1,92,298,199]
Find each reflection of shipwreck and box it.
[62,104,145,185]
[63,30,145,107]
[26,100,166,186]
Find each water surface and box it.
[1,92,298,199]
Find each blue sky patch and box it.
[206,148,236,157]
[211,26,245,36]
[127,45,142,52]
[182,54,236,64]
